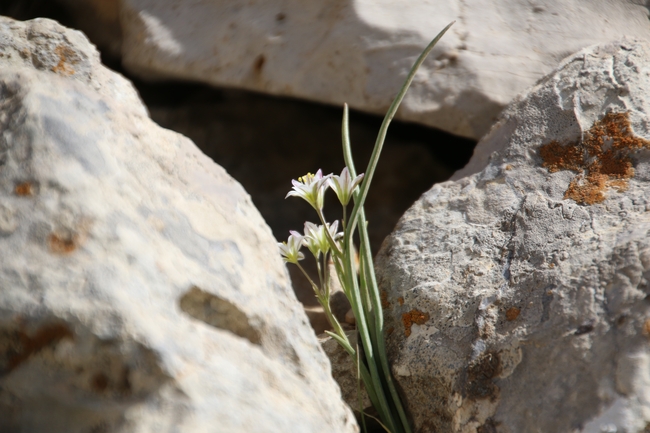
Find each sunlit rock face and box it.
[376,39,650,433]
[0,17,357,433]
[55,0,650,139]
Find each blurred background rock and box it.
[0,0,478,333]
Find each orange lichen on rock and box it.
[380,290,390,309]
[540,140,585,173]
[52,45,77,76]
[402,309,429,337]
[398,297,404,306]
[48,233,77,254]
[14,181,33,196]
[505,307,520,321]
[539,112,650,205]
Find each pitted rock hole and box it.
[0,320,166,399]
[477,418,498,433]
[466,351,501,401]
[0,318,172,433]
[179,286,261,345]
[0,322,73,376]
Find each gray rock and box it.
[45,0,650,139]
[0,17,357,433]
[320,332,371,413]
[375,39,650,432]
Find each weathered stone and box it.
[320,332,371,413]
[376,39,650,432]
[43,0,650,139]
[0,17,357,433]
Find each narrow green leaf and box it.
[347,21,455,236]
[337,22,454,433]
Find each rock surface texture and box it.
[50,0,650,139]
[0,17,357,433]
[376,39,650,433]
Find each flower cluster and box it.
[279,167,363,265]
[284,168,364,210]
[278,166,364,341]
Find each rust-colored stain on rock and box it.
[505,307,520,321]
[402,309,429,337]
[466,351,501,401]
[643,318,650,336]
[380,290,390,309]
[253,54,266,74]
[52,45,77,76]
[540,112,650,205]
[1,323,74,376]
[48,233,77,254]
[14,181,34,196]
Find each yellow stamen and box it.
[298,173,314,183]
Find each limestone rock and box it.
[49,0,650,139]
[320,332,371,413]
[0,17,357,433]
[375,39,650,432]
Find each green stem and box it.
[331,254,348,298]
[339,22,455,433]
[322,253,329,299]
[358,209,410,430]
[343,104,405,433]
[342,222,399,432]
[319,296,347,346]
[315,255,324,295]
[295,262,320,296]
[346,21,455,237]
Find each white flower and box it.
[285,170,331,210]
[303,221,341,258]
[278,232,305,264]
[329,167,364,206]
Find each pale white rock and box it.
[54,0,650,139]
[375,39,650,432]
[0,17,357,433]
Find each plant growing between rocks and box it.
[278,22,454,433]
